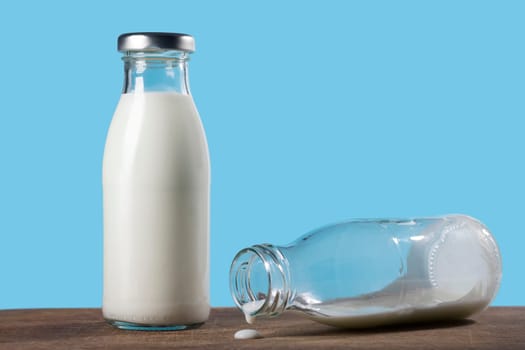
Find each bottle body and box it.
[230,215,501,328]
[103,35,209,330]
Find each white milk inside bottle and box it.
[102,33,210,331]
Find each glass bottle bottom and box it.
[106,319,204,331]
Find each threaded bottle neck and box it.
[121,50,191,94]
[229,244,292,322]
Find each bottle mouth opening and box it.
[229,247,270,318]
[229,244,290,322]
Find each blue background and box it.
[0,0,523,309]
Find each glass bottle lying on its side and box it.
[230,215,501,328]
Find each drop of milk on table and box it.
[241,300,266,324]
[234,329,263,340]
[234,300,266,340]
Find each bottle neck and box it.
[230,244,293,322]
[122,50,191,94]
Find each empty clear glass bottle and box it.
[230,215,501,328]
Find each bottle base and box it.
[106,319,204,331]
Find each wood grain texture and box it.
[0,307,524,349]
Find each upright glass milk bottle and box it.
[103,33,210,330]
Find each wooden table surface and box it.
[0,307,523,349]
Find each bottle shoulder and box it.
[103,92,209,185]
